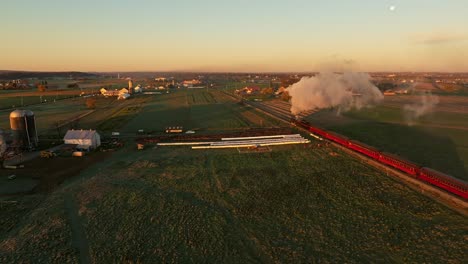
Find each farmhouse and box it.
[63,129,101,150]
[118,93,130,100]
[100,88,119,97]
[134,84,143,93]
[182,79,202,87]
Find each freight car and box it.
[291,118,468,200]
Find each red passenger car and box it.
[291,118,467,200]
[419,168,468,199]
[348,140,380,160]
[377,152,419,176]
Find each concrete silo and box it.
[9,109,38,149]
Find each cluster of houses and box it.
[234,85,287,97]
[235,85,261,95]
[0,80,32,90]
[99,80,143,100]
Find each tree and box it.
[37,84,47,92]
[86,98,97,109]
[67,83,79,88]
[261,87,274,95]
[281,91,291,101]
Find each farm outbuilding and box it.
[63,129,101,150]
[119,88,129,94]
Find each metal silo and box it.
[24,110,38,147]
[9,109,36,149]
[10,110,27,146]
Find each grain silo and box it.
[9,109,38,149]
[10,110,26,146]
[25,110,38,147]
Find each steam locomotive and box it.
[291,118,468,200]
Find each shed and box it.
[63,129,101,150]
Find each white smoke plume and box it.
[403,92,439,125]
[287,72,383,115]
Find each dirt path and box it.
[65,193,91,264]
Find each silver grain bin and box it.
[9,109,37,149]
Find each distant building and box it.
[100,88,119,97]
[118,93,130,100]
[63,129,101,150]
[235,86,261,95]
[119,88,129,94]
[134,84,143,93]
[182,79,202,87]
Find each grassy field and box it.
[0,95,79,110]
[0,95,150,137]
[304,104,468,180]
[1,89,466,263]
[0,78,127,110]
[122,89,279,134]
[1,144,466,263]
[0,98,91,133]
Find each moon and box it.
[389,5,396,11]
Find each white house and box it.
[119,88,129,94]
[63,129,101,150]
[118,93,130,100]
[134,85,143,93]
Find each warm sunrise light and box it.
[1,0,467,72]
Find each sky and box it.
[1,0,467,72]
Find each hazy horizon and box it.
[2,0,467,72]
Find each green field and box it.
[122,90,280,134]
[0,98,91,133]
[0,95,79,110]
[306,105,468,180]
[1,89,466,263]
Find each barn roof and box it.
[64,130,99,140]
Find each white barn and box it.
[63,129,101,150]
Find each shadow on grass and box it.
[329,122,467,180]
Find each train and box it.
[291,118,468,200]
